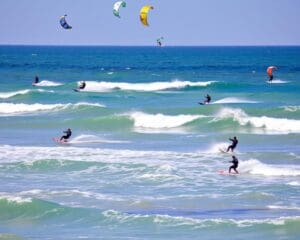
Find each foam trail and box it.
[79,80,216,92]
[0,102,105,115]
[69,135,128,144]
[216,108,300,133]
[241,159,300,176]
[34,80,63,87]
[128,112,205,128]
[212,97,258,104]
[267,79,289,84]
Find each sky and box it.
[0,0,300,46]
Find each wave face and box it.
[128,112,205,128]
[0,102,105,115]
[215,108,300,133]
[0,89,52,99]
[79,80,216,92]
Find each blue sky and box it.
[0,0,299,46]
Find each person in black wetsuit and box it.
[60,128,72,142]
[199,94,211,105]
[33,75,39,85]
[204,94,211,104]
[226,136,238,152]
[79,81,86,90]
[229,155,239,174]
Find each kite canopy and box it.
[60,15,72,30]
[140,5,154,26]
[113,1,126,18]
[267,66,278,76]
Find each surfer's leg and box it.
[227,145,233,152]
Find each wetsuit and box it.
[33,76,39,84]
[79,82,86,90]
[205,95,211,104]
[227,137,238,152]
[229,156,239,174]
[269,74,273,82]
[60,129,72,141]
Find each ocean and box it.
[0,46,300,239]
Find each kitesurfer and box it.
[267,66,278,82]
[229,155,239,174]
[78,81,86,90]
[60,128,72,142]
[226,136,238,152]
[33,75,39,85]
[199,94,211,105]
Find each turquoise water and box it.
[0,46,300,239]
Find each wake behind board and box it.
[218,170,239,175]
[52,137,69,145]
[218,148,234,155]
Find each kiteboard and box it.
[218,170,239,175]
[73,89,80,92]
[52,137,69,145]
[218,148,234,155]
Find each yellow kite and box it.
[140,5,154,26]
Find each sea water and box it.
[0,46,300,239]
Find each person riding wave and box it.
[229,155,239,174]
[60,128,72,142]
[199,94,211,105]
[226,136,238,152]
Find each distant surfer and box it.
[60,128,72,142]
[199,94,211,105]
[32,75,39,85]
[229,155,239,174]
[74,81,86,92]
[226,136,238,152]
[267,66,278,82]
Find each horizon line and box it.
[1,44,300,48]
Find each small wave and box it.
[0,89,53,99]
[0,102,105,115]
[268,205,300,211]
[79,80,216,92]
[0,193,32,203]
[102,210,300,228]
[287,181,300,186]
[212,97,258,104]
[241,159,300,176]
[282,106,300,112]
[215,107,300,133]
[34,80,63,87]
[127,112,205,129]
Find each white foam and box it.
[241,159,300,176]
[102,210,300,228]
[267,79,289,84]
[0,89,53,99]
[79,80,216,92]
[34,80,63,87]
[216,107,300,133]
[287,181,300,186]
[69,134,127,144]
[0,102,105,115]
[0,193,32,203]
[268,205,300,210]
[128,112,205,129]
[282,106,300,112]
[212,97,258,104]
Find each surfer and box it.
[60,128,72,142]
[199,94,211,105]
[229,155,239,174]
[226,136,238,152]
[75,81,86,91]
[267,66,278,82]
[33,75,39,85]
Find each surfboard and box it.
[73,89,80,92]
[218,170,239,175]
[52,137,69,145]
